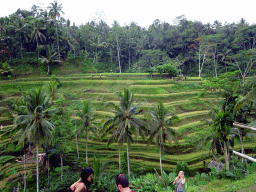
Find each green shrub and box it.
[175,161,190,177]
[79,57,97,73]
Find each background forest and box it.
[1,1,256,77]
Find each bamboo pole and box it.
[233,150,256,163]
[233,122,256,131]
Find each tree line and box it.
[0,1,256,77]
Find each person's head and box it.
[81,167,94,187]
[178,171,184,178]
[115,173,129,191]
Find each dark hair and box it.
[81,167,94,187]
[115,173,129,188]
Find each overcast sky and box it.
[1,0,255,28]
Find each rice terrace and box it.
[1,72,256,192]
[1,1,256,191]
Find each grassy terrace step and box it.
[131,84,175,88]
[0,117,13,126]
[74,91,208,102]
[178,120,207,134]
[177,110,209,118]
[76,97,220,106]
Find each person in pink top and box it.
[70,167,94,192]
[115,173,134,192]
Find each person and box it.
[115,173,134,192]
[173,171,185,192]
[1,125,3,131]
[70,167,94,192]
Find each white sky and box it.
[1,0,256,28]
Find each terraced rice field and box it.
[0,73,254,190]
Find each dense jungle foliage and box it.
[0,1,256,78]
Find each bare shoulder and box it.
[75,182,86,192]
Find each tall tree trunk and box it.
[95,48,98,65]
[198,48,201,77]
[119,145,121,172]
[238,129,245,162]
[20,34,23,59]
[224,141,229,171]
[55,22,60,60]
[47,159,50,189]
[159,142,162,175]
[23,143,26,192]
[61,154,63,181]
[37,39,39,60]
[116,39,121,73]
[128,46,131,68]
[213,50,217,77]
[47,64,50,75]
[110,48,113,69]
[126,137,130,177]
[86,127,88,164]
[36,142,39,192]
[75,125,79,159]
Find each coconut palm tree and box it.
[102,120,130,172]
[213,111,233,171]
[235,75,256,111]
[76,100,98,164]
[13,18,28,58]
[90,35,106,65]
[0,17,7,37]
[31,19,46,59]
[101,88,146,177]
[12,88,56,192]
[39,45,60,75]
[147,100,178,175]
[48,0,64,59]
[61,28,75,56]
[44,80,59,101]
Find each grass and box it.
[195,172,256,192]
[1,72,255,191]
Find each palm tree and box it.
[39,45,60,75]
[12,88,56,192]
[0,62,14,79]
[31,19,46,59]
[101,88,146,177]
[61,28,75,56]
[235,75,256,111]
[102,119,128,172]
[0,17,7,37]
[90,35,105,65]
[147,100,178,175]
[48,0,64,59]
[13,18,28,58]
[213,111,233,170]
[76,100,98,164]
[44,80,59,101]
